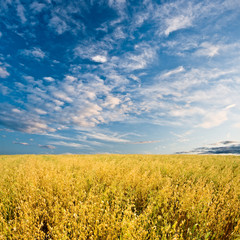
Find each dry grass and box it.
[0,154,240,239]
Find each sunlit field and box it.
[0,155,240,239]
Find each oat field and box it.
[0,154,240,239]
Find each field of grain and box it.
[0,154,240,239]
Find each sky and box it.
[1,0,240,154]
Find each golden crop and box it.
[0,154,240,239]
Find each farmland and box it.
[0,154,240,239]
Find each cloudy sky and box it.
[1,0,240,154]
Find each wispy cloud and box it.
[0,104,55,134]
[161,66,185,78]
[195,42,220,57]
[0,66,10,78]
[170,107,205,118]
[74,43,109,63]
[44,133,73,141]
[102,95,121,109]
[39,144,56,149]
[108,0,126,13]
[49,141,90,149]
[234,123,240,128]
[171,130,193,143]
[13,141,29,146]
[51,91,73,103]
[16,0,27,24]
[0,83,10,95]
[198,104,236,129]
[122,44,157,71]
[165,15,192,36]
[30,2,46,14]
[199,110,228,129]
[34,108,47,115]
[129,140,161,144]
[48,16,68,35]
[20,47,46,60]
[85,132,130,143]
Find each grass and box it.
[0,154,240,239]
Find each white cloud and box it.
[0,83,10,95]
[119,45,157,71]
[12,108,22,113]
[65,75,77,82]
[109,0,126,5]
[53,99,64,106]
[165,15,192,36]
[31,48,45,58]
[132,10,150,28]
[170,106,205,117]
[0,66,10,78]
[39,144,56,149]
[85,91,96,100]
[13,141,29,145]
[34,108,47,115]
[225,104,236,110]
[44,132,103,147]
[49,141,90,149]
[2,0,240,140]
[30,2,46,13]
[199,110,228,129]
[108,0,126,10]
[134,64,240,128]
[75,44,109,63]
[130,140,161,144]
[16,1,27,24]
[43,77,55,82]
[24,122,55,134]
[44,133,73,141]
[127,55,146,70]
[12,108,22,114]
[52,91,73,103]
[91,55,107,63]
[186,79,234,104]
[112,26,126,39]
[129,74,140,82]
[161,66,185,78]
[234,123,240,128]
[23,75,34,81]
[195,42,220,57]
[86,132,129,143]
[62,84,75,94]
[21,47,45,60]
[24,72,128,130]
[71,104,103,127]
[107,72,129,86]
[0,103,56,134]
[103,95,121,109]
[171,130,193,143]
[49,16,68,35]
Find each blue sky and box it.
[1,0,240,154]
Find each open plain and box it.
[0,154,240,239]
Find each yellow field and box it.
[0,155,240,239]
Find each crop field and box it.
[0,155,240,239]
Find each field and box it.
[0,154,240,239]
